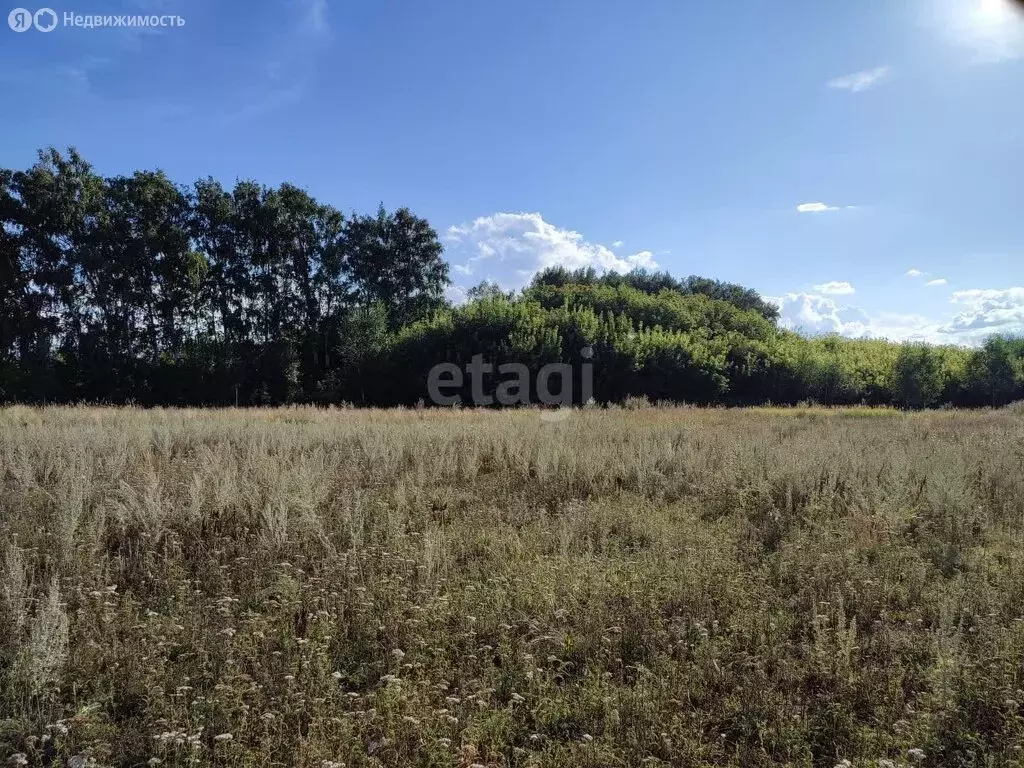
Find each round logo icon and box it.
[8,7,33,31]
[33,7,57,31]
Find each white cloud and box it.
[773,293,874,336]
[445,213,658,289]
[827,66,891,92]
[774,292,950,342]
[926,278,948,286]
[953,287,1024,305]
[773,284,1024,346]
[942,288,1024,342]
[445,284,468,305]
[906,268,926,277]
[796,202,845,213]
[612,240,624,248]
[812,281,856,296]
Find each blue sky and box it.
[3,0,1023,344]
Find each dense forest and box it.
[2,147,1022,408]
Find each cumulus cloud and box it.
[812,281,856,295]
[445,212,658,289]
[772,293,871,335]
[827,66,891,92]
[772,284,1024,346]
[772,292,954,342]
[941,287,1024,342]
[612,240,624,248]
[926,278,948,286]
[445,284,468,305]
[796,202,841,213]
[953,287,1024,305]
[906,268,926,277]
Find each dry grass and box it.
[2,405,1024,767]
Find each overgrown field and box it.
[3,406,1024,768]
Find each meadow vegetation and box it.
[3,405,1024,767]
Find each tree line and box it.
[2,148,1022,408]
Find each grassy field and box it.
[2,405,1024,768]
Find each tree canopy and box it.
[1,148,1021,408]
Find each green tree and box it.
[969,336,1024,406]
[466,280,512,302]
[343,205,450,329]
[7,148,106,400]
[3,146,1019,410]
[893,343,944,409]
